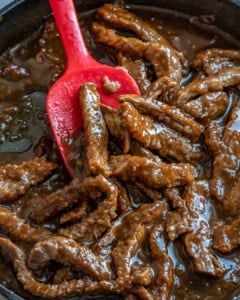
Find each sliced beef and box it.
[148,224,174,300]
[29,175,112,223]
[192,48,240,75]
[91,22,182,84]
[135,182,162,202]
[79,83,110,176]
[182,91,228,121]
[119,102,205,163]
[28,236,112,280]
[213,218,240,253]
[110,155,195,189]
[129,141,162,162]
[101,104,130,153]
[53,267,74,284]
[59,201,89,225]
[222,173,240,216]
[117,53,151,94]
[119,94,203,141]
[0,156,57,202]
[175,66,240,106]
[206,102,240,202]
[0,207,52,243]
[58,178,118,243]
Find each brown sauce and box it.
[0,4,240,300]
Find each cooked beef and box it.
[119,102,205,163]
[175,66,240,106]
[28,236,112,280]
[101,104,130,153]
[0,237,88,298]
[0,207,52,243]
[148,224,174,300]
[129,141,162,162]
[165,188,190,240]
[182,91,228,121]
[143,76,177,100]
[117,53,151,94]
[96,3,167,43]
[53,267,74,284]
[58,178,118,243]
[0,157,57,202]
[192,48,240,75]
[29,175,112,223]
[59,201,89,225]
[79,83,110,176]
[223,173,240,216]
[119,94,203,141]
[206,102,240,202]
[213,218,240,253]
[110,155,195,188]
[112,223,146,289]
[92,22,182,84]
[135,182,162,202]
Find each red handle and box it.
[48,0,99,74]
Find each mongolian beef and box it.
[0,2,240,299]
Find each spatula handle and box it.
[48,0,98,73]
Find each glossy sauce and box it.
[0,5,240,300]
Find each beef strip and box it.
[92,22,182,84]
[58,178,118,243]
[165,188,190,240]
[0,156,57,202]
[28,236,112,280]
[129,141,162,162]
[29,175,112,223]
[110,155,195,189]
[205,102,240,203]
[222,173,240,216]
[184,181,222,277]
[117,53,151,94]
[79,83,110,176]
[53,267,75,284]
[135,182,162,202]
[101,104,130,153]
[175,66,240,106]
[119,102,205,163]
[0,237,88,298]
[192,48,240,75]
[213,218,240,253]
[59,201,89,225]
[96,3,168,43]
[147,224,174,300]
[119,94,203,141]
[0,207,52,243]
[112,223,146,290]
[182,91,228,121]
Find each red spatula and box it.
[46,0,140,177]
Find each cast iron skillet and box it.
[0,0,240,299]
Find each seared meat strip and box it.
[0,207,52,243]
[0,156,57,202]
[80,83,110,176]
[29,175,112,223]
[110,155,195,189]
[166,181,222,277]
[205,102,240,203]
[58,178,118,243]
[101,104,130,153]
[147,224,174,300]
[96,3,167,43]
[165,188,190,240]
[59,201,89,225]
[28,236,112,280]
[119,94,203,141]
[92,22,182,84]
[213,218,240,253]
[119,102,205,163]
[175,66,240,106]
[0,237,87,298]
[192,48,240,75]
[182,91,228,121]
[223,173,240,216]
[117,53,151,94]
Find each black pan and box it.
[0,0,240,299]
